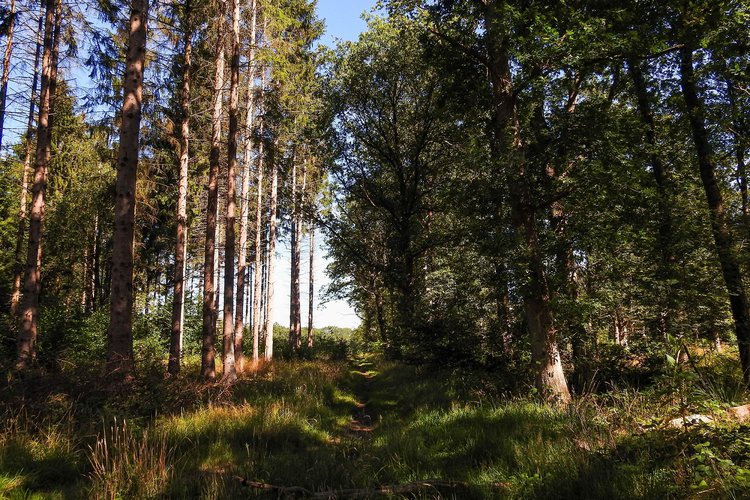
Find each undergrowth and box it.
[0,350,748,498]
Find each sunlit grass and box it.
[0,354,749,498]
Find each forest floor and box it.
[1,351,750,498]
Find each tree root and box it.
[234,477,468,498]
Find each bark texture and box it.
[234,0,258,373]
[16,0,58,370]
[221,0,241,383]
[107,0,148,378]
[169,4,192,375]
[201,11,226,380]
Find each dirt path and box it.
[348,356,378,435]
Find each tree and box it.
[201,3,226,380]
[16,0,60,370]
[107,0,149,378]
[168,0,194,376]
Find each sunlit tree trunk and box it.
[483,1,570,402]
[201,9,226,380]
[106,0,148,378]
[234,0,258,374]
[221,0,241,383]
[251,110,265,362]
[10,11,44,317]
[307,223,314,348]
[289,159,300,351]
[169,2,193,375]
[16,0,59,370]
[264,143,279,361]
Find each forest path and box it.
[347,354,379,435]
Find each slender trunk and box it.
[307,223,314,348]
[221,0,240,383]
[234,0,258,373]
[106,0,148,378]
[16,0,58,370]
[264,143,278,361]
[628,60,675,335]
[483,2,570,402]
[680,46,750,383]
[289,160,300,351]
[10,11,44,317]
[0,0,15,151]
[251,116,265,361]
[169,4,192,375]
[201,10,225,380]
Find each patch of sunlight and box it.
[0,473,24,493]
[200,440,234,473]
[331,387,359,406]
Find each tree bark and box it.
[289,159,300,351]
[169,2,192,375]
[307,223,314,348]
[483,1,570,402]
[0,0,15,152]
[679,46,750,384]
[251,106,265,362]
[106,0,148,378]
[221,0,241,383]
[264,143,279,361]
[234,0,258,374]
[16,0,59,370]
[10,10,44,317]
[201,10,226,380]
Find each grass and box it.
[0,352,749,498]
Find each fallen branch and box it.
[234,477,468,498]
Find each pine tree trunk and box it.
[679,46,750,384]
[235,0,258,373]
[289,160,300,351]
[307,223,314,348]
[10,11,44,317]
[264,144,279,361]
[483,2,570,402]
[169,4,192,376]
[251,115,265,362]
[201,11,226,380]
[0,0,15,151]
[106,0,148,378]
[221,0,241,383]
[16,0,59,370]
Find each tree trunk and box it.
[221,0,241,383]
[169,3,192,376]
[201,12,225,380]
[483,2,570,402]
[106,0,147,378]
[628,60,675,336]
[0,0,15,152]
[289,160,300,351]
[264,143,279,361]
[679,46,750,384]
[10,10,44,317]
[234,0,258,374]
[307,223,314,348]
[16,0,59,371]
[251,111,265,362]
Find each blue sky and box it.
[272,0,377,330]
[317,0,375,47]
[0,1,376,329]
